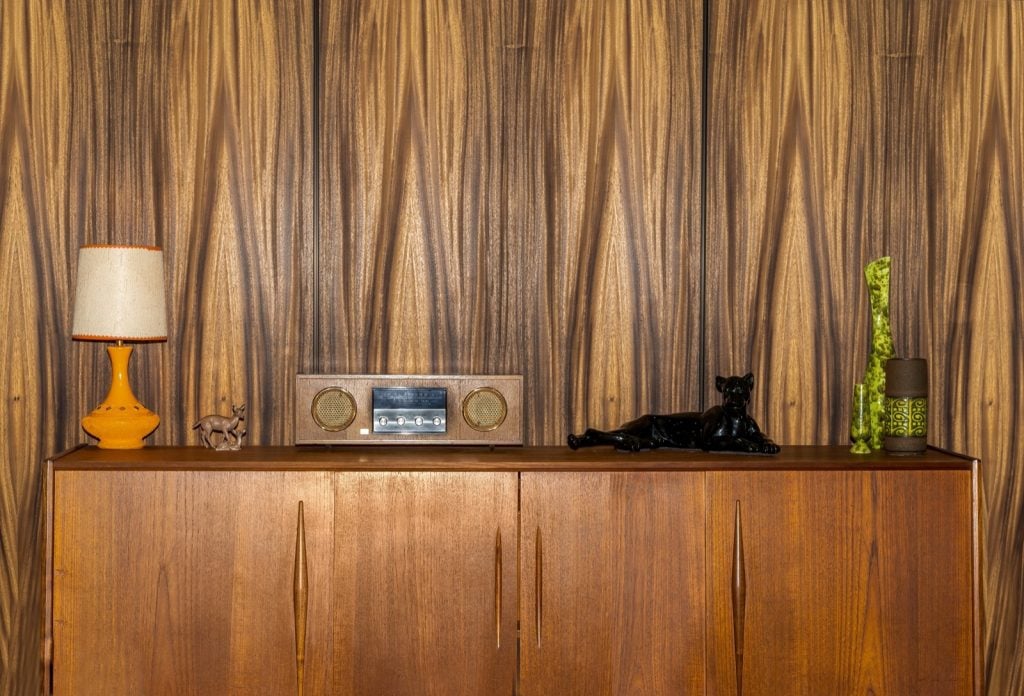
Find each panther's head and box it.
[716,373,755,413]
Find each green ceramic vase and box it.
[849,382,871,454]
[862,257,896,450]
[884,357,928,454]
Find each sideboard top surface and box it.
[48,444,978,473]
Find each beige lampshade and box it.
[72,245,168,341]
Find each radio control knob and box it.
[378,416,388,426]
[397,416,406,426]
[433,417,442,426]
[414,416,424,426]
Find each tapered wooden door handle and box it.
[535,527,543,647]
[495,528,502,649]
[732,500,746,696]
[294,501,308,696]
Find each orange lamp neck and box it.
[99,344,142,408]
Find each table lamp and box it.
[71,245,168,448]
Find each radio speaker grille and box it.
[462,387,507,432]
[312,387,356,431]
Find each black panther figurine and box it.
[567,373,780,454]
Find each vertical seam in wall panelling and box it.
[699,0,710,412]
[312,0,322,372]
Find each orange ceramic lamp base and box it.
[81,345,160,449]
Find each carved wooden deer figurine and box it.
[192,404,246,450]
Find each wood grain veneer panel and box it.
[317,0,506,376]
[707,469,976,696]
[0,0,310,445]
[150,0,311,447]
[520,472,706,695]
[318,0,703,445]
[58,0,182,437]
[705,0,975,435]
[0,3,74,693]
[508,0,704,443]
[705,0,888,445]
[18,0,310,448]
[52,470,334,695]
[330,472,518,695]
[920,4,1024,693]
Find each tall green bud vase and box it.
[862,256,896,450]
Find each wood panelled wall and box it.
[0,0,1020,694]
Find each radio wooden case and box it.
[295,374,523,445]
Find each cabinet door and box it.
[520,472,706,695]
[707,470,976,696]
[52,470,334,695]
[329,472,518,695]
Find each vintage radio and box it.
[295,374,523,445]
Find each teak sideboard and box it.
[43,445,982,695]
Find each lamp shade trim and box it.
[71,333,168,342]
[81,243,163,251]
